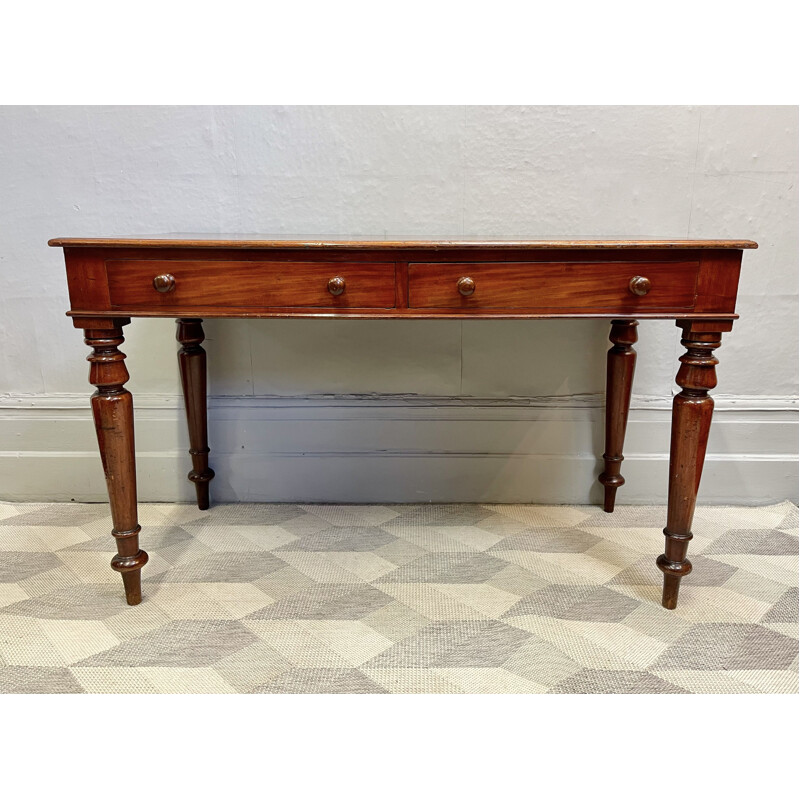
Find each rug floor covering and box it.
[0,500,796,694]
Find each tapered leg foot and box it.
[111,524,149,605]
[659,572,683,611]
[599,320,638,513]
[191,476,213,512]
[117,553,149,605]
[602,470,623,513]
[177,319,214,510]
[658,320,729,609]
[120,572,142,606]
[657,550,693,609]
[82,318,148,605]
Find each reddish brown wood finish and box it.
[83,319,149,605]
[60,246,746,320]
[49,235,758,250]
[54,238,755,609]
[694,250,744,314]
[599,320,638,513]
[657,320,731,608]
[408,261,699,310]
[177,319,215,510]
[64,252,112,311]
[107,260,397,310]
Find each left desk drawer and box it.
[107,260,397,310]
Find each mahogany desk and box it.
[50,236,757,610]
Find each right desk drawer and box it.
[408,261,700,311]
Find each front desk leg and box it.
[81,318,148,605]
[657,320,729,610]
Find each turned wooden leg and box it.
[599,319,638,512]
[657,320,730,609]
[177,318,214,510]
[81,318,148,605]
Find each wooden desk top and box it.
[49,235,758,250]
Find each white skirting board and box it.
[0,394,797,504]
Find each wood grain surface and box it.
[408,261,699,310]
[107,260,397,309]
[49,236,759,250]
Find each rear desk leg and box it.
[177,318,215,510]
[599,319,638,512]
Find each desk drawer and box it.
[107,260,397,309]
[408,262,699,310]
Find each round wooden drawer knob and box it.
[327,276,346,296]
[457,276,476,296]
[153,274,176,293]
[628,276,651,296]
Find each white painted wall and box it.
[0,106,797,503]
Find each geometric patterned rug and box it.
[0,500,796,694]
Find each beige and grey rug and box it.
[0,499,796,694]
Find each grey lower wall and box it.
[1,394,795,504]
